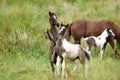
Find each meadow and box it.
[0,0,120,80]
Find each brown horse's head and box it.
[49,11,59,27]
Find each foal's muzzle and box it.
[56,23,59,27]
[50,58,54,63]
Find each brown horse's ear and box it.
[66,24,69,28]
[49,11,52,16]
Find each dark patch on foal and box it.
[86,37,96,51]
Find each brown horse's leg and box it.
[108,38,120,58]
[74,40,80,44]
[74,38,81,44]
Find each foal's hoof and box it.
[116,55,120,59]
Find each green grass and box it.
[0,0,120,80]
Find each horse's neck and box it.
[62,38,74,46]
[50,25,57,34]
[49,24,58,41]
[95,31,108,45]
[97,30,108,39]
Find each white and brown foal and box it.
[84,28,115,60]
[50,23,90,79]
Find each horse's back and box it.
[70,20,113,37]
[62,39,80,58]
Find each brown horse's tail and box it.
[65,23,72,41]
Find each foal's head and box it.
[59,23,69,36]
[49,11,59,27]
[106,28,115,38]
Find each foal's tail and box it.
[84,49,90,61]
[65,23,72,41]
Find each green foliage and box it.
[0,0,120,80]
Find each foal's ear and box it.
[107,27,110,31]
[61,22,63,26]
[49,11,52,16]
[66,24,69,28]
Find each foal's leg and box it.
[80,59,88,78]
[71,61,78,73]
[49,43,56,78]
[108,38,120,58]
[62,58,66,79]
[100,45,104,60]
[49,52,55,78]
[56,56,61,79]
[79,50,88,78]
[85,43,92,60]
[99,43,107,60]
[88,44,92,59]
[50,61,55,78]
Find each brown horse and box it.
[48,11,59,78]
[65,20,120,58]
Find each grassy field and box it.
[0,0,120,80]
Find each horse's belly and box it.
[95,39,106,46]
[63,42,80,59]
[67,48,79,59]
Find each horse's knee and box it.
[74,39,81,44]
[114,49,120,58]
[74,41,80,44]
[80,58,85,65]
